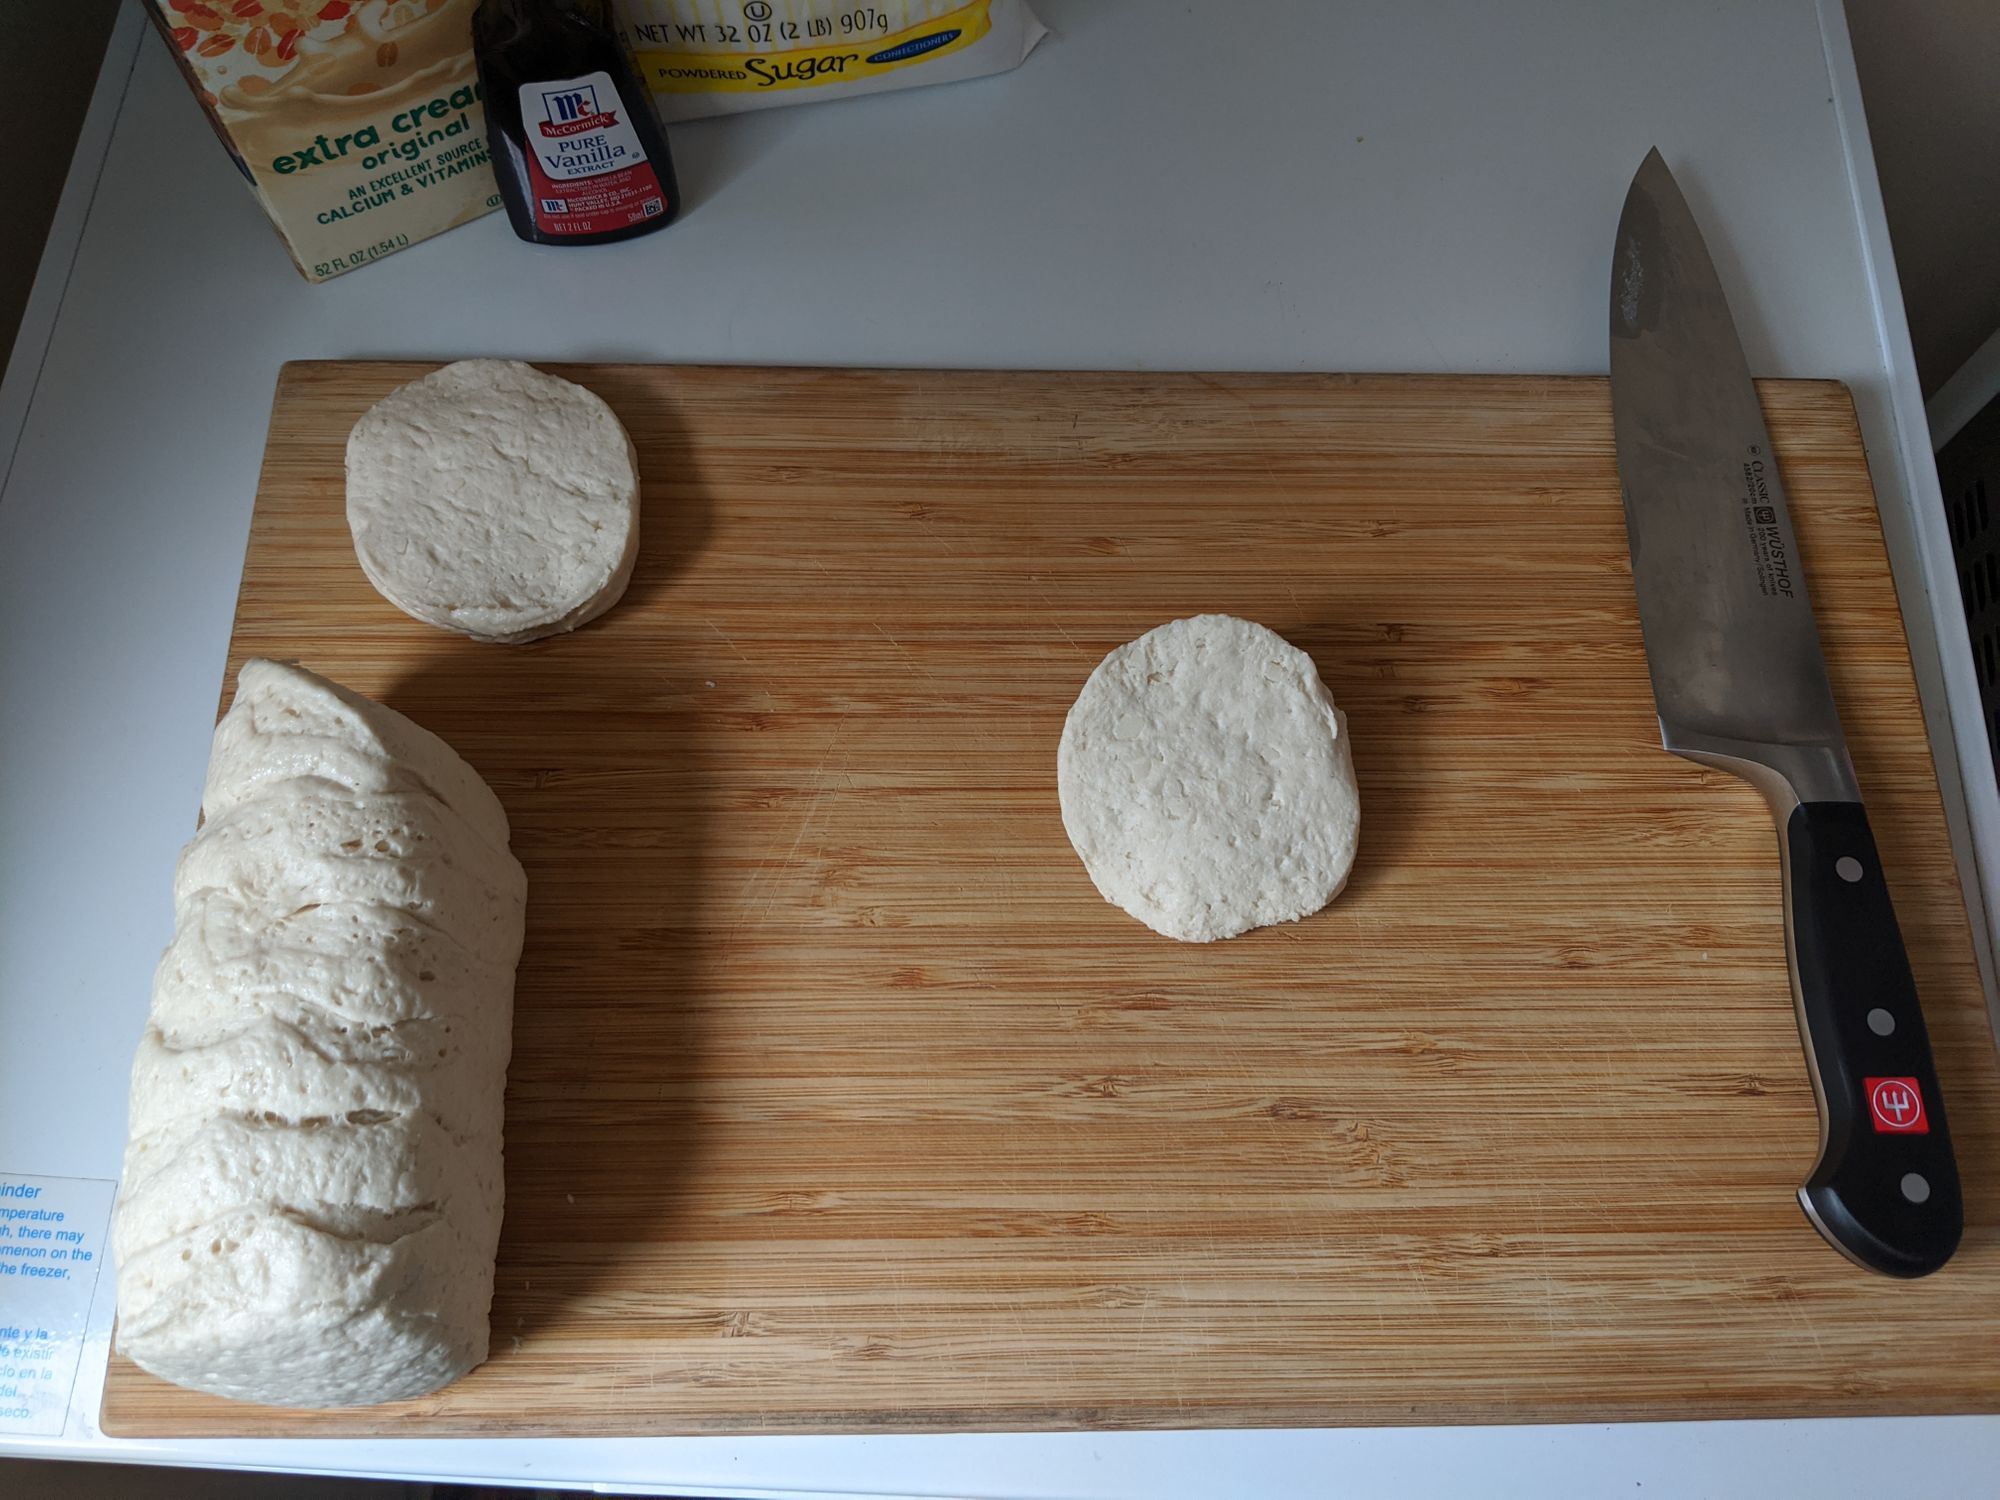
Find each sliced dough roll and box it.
[173,784,525,956]
[151,892,516,1046]
[126,1012,505,1144]
[113,660,525,1409]
[346,359,640,644]
[114,1207,493,1411]
[115,1110,492,1257]
[1057,614,1361,942]
[204,659,511,846]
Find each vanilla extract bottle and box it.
[473,0,680,245]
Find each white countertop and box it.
[3,1,1995,1493]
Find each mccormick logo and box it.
[538,84,619,138]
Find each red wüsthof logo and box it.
[1865,1077,1929,1134]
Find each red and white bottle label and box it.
[518,71,666,236]
[1865,1077,1929,1134]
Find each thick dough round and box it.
[1057,615,1360,942]
[346,359,639,644]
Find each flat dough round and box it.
[1057,615,1360,942]
[346,359,639,644]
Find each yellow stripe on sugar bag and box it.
[616,0,1045,119]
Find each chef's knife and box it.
[1609,148,1961,1277]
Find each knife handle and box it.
[1785,800,1961,1277]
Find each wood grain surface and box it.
[101,364,2000,1437]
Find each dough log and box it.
[111,660,526,1408]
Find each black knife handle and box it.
[1786,801,1961,1276]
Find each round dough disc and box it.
[346,359,640,644]
[1057,614,1360,942]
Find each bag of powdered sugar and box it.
[614,0,1046,120]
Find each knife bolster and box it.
[1662,728,1859,817]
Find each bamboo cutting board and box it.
[103,365,2000,1437]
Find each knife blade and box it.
[1609,148,1961,1277]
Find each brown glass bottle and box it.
[474,0,680,246]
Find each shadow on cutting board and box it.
[1284,607,1432,907]
[382,409,718,1351]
